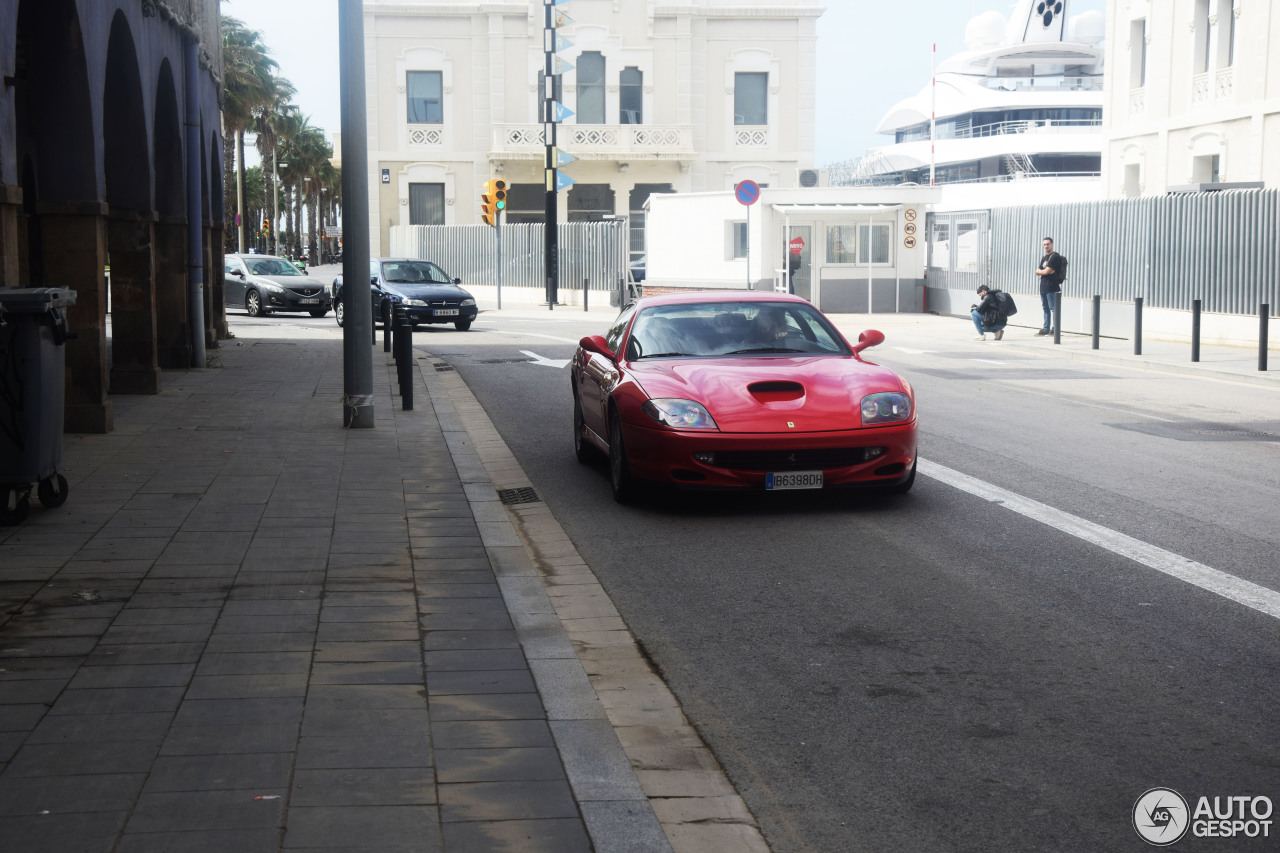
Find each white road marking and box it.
[485,329,583,345]
[520,350,570,369]
[895,347,934,354]
[919,458,1280,621]
[974,359,1006,365]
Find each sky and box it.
[221,0,1106,169]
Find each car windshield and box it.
[381,261,452,284]
[626,301,850,360]
[244,258,303,277]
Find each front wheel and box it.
[246,290,264,317]
[454,319,472,332]
[573,394,591,464]
[608,408,637,504]
[334,301,345,327]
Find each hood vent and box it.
[748,380,805,403]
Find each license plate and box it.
[299,298,320,304]
[434,308,459,316]
[766,471,823,490]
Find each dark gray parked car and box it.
[332,258,477,331]
[223,254,333,318]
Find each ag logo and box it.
[1037,1,1064,28]
[1133,788,1190,846]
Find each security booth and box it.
[645,186,940,313]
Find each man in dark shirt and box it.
[1036,237,1064,336]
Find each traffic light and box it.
[481,178,507,226]
[262,219,270,234]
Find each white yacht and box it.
[832,0,1106,206]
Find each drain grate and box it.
[433,362,455,372]
[498,487,541,505]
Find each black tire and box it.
[573,394,592,464]
[454,319,472,331]
[888,458,917,495]
[0,491,30,526]
[246,290,264,317]
[334,301,345,327]
[309,308,329,318]
[608,408,637,504]
[37,474,68,508]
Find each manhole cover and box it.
[498,487,541,505]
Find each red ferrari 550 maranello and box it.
[571,291,918,502]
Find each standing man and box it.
[1036,237,1064,336]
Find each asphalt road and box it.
[256,304,1280,852]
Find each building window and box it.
[408,183,445,225]
[407,71,443,124]
[577,52,605,124]
[630,184,672,263]
[568,183,614,221]
[929,222,950,270]
[1124,163,1142,197]
[504,183,544,224]
[620,67,642,124]
[1194,0,1212,74]
[1192,154,1220,183]
[734,72,767,125]
[1130,19,1146,88]
[1220,0,1236,68]
[731,222,748,259]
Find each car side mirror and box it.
[452,277,462,285]
[370,277,379,287]
[851,329,885,354]
[579,335,615,361]
[234,269,245,277]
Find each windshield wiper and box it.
[640,351,692,359]
[725,347,805,354]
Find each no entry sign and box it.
[735,180,760,206]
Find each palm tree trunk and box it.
[223,129,236,251]
[308,195,318,265]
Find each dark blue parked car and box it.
[333,258,477,331]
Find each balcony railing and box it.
[982,75,1103,92]
[491,124,695,159]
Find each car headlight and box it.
[405,298,428,306]
[460,298,476,307]
[860,392,912,426]
[260,282,284,293]
[384,293,402,303]
[641,399,719,430]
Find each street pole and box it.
[339,0,374,428]
[543,0,559,309]
[272,151,280,257]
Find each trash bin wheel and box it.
[37,474,69,509]
[1,488,30,526]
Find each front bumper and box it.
[622,420,917,489]
[401,304,478,325]
[263,288,332,312]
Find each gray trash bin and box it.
[0,287,77,525]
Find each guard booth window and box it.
[826,223,893,264]
[930,221,951,271]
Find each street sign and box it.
[789,235,805,255]
[904,235,917,249]
[735,180,760,206]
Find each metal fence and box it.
[986,189,1280,316]
[389,221,629,293]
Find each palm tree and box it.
[254,78,297,256]
[221,17,277,252]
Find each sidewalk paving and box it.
[0,318,766,852]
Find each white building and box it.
[1104,0,1277,196]
[363,0,824,258]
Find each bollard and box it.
[1091,295,1101,349]
[1191,299,1201,362]
[399,312,414,411]
[382,297,392,353]
[1261,304,1270,372]
[583,277,588,312]
[1052,294,1062,345]
[1134,297,1143,356]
